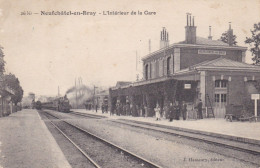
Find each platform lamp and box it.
[0,74,4,117]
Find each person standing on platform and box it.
[144,105,148,117]
[105,104,108,113]
[115,102,119,116]
[164,103,169,119]
[197,99,203,119]
[174,102,180,120]
[178,101,183,120]
[160,105,164,119]
[141,104,145,117]
[169,103,174,122]
[131,104,137,116]
[101,103,104,113]
[126,102,130,116]
[123,104,127,116]
[155,103,161,121]
[119,103,123,116]
[182,101,187,120]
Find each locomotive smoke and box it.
[66,84,94,108]
[66,87,76,94]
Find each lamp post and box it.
[93,86,98,111]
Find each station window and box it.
[167,57,171,75]
[215,94,227,103]
[215,80,227,88]
[215,81,220,87]
[222,81,227,87]
[221,94,227,102]
[145,64,149,80]
[214,94,220,102]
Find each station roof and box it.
[96,89,109,96]
[115,81,132,87]
[142,37,246,61]
[192,57,260,71]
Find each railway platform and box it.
[0,109,71,168]
[72,109,260,144]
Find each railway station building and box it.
[109,14,260,118]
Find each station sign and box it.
[198,49,226,55]
[251,94,260,100]
[184,84,191,89]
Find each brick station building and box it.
[109,14,260,118]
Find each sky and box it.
[0,0,259,97]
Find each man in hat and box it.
[182,101,187,120]
[197,99,203,119]
[169,103,174,122]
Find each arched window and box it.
[167,57,171,75]
[150,63,152,78]
[145,64,149,80]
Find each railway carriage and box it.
[38,95,71,113]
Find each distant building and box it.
[0,79,14,117]
[110,14,260,118]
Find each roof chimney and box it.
[186,13,189,26]
[189,15,192,26]
[227,22,233,46]
[185,13,197,44]
[149,39,151,53]
[160,27,169,49]
[208,26,212,40]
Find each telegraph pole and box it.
[75,79,78,109]
[93,85,98,112]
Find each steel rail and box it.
[69,112,260,161]
[70,111,260,153]
[112,120,260,156]
[44,111,163,168]
[69,111,105,119]
[43,112,101,168]
[111,120,260,166]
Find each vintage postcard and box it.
[0,0,259,168]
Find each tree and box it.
[0,46,5,74]
[245,22,260,65]
[4,73,24,105]
[219,32,237,45]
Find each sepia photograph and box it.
[0,0,260,167]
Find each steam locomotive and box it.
[35,95,71,113]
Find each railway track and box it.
[68,111,260,166]
[42,110,162,168]
[69,111,106,119]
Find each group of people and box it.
[154,101,187,121]
[101,103,108,113]
[113,102,145,117]
[154,99,203,121]
[111,99,203,121]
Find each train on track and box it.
[35,95,71,112]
